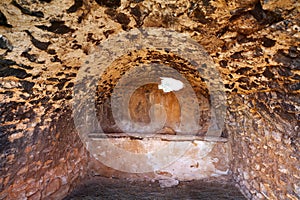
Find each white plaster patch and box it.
[158,77,184,93]
[211,169,230,177]
[158,178,179,188]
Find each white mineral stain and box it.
[158,77,184,93]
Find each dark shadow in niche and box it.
[0,11,12,28]
[36,20,75,34]
[0,35,13,52]
[95,0,121,8]
[11,0,44,18]
[229,1,283,27]
[25,30,51,51]
[67,0,83,13]
[0,59,31,79]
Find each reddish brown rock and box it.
[0,0,298,199]
[42,178,61,197]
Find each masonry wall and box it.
[0,0,299,199]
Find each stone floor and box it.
[64,177,246,200]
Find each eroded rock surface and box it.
[0,0,299,199]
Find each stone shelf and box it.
[88,132,228,142]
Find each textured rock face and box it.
[0,0,299,199]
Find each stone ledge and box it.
[88,132,228,142]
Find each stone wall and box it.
[0,0,299,199]
[94,50,212,135]
[218,1,300,198]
